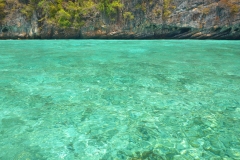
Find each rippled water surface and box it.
[0,40,240,159]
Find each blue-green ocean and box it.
[0,40,240,160]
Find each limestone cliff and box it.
[0,0,240,39]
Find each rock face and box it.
[0,0,240,39]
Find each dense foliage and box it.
[0,0,6,24]
[2,0,123,28]
[24,0,122,28]
[0,0,239,29]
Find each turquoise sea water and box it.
[0,40,240,160]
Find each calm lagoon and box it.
[0,40,240,159]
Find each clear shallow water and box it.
[0,40,240,160]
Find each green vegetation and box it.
[98,0,123,16]
[203,8,210,15]
[219,0,240,15]
[163,0,171,18]
[123,12,134,20]
[21,3,34,19]
[0,0,6,24]
[1,0,238,30]
[153,8,162,17]
[36,0,96,28]
[1,0,123,28]
[162,0,176,18]
[230,4,240,14]
[135,3,146,12]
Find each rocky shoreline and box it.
[0,0,240,40]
